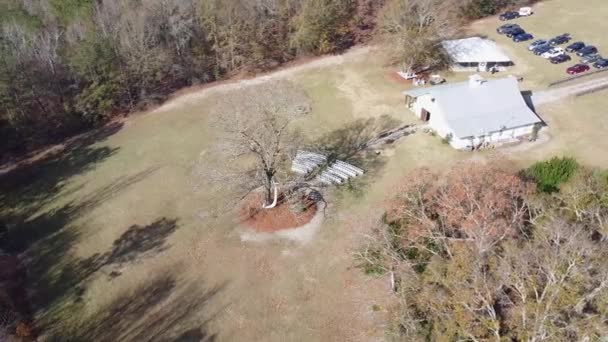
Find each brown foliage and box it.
[387,162,535,254]
[363,161,608,340]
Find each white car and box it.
[519,7,534,16]
[542,47,565,59]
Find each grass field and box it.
[2,0,608,340]
[0,48,433,342]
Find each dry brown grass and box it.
[5,2,608,339]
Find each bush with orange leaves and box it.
[385,162,536,257]
[358,161,608,341]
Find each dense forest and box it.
[0,0,530,157]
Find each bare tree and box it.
[377,0,460,73]
[359,162,608,341]
[385,162,534,256]
[201,80,311,209]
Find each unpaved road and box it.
[154,46,372,113]
[532,76,608,106]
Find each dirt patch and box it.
[240,193,317,232]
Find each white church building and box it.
[403,75,542,150]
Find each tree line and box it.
[359,158,608,340]
[0,0,528,156]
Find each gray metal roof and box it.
[403,76,541,138]
[442,37,511,63]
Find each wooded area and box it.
[0,0,381,155]
[0,0,530,157]
[359,159,608,340]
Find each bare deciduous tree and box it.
[359,162,608,341]
[200,80,311,209]
[385,162,534,255]
[377,0,461,73]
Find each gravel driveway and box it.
[532,76,608,105]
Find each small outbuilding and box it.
[403,75,541,150]
[442,37,513,72]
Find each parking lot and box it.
[469,0,608,90]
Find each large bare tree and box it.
[201,80,311,209]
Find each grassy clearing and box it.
[3,1,608,339]
[1,47,429,341]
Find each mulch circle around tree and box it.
[240,193,317,233]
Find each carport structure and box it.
[442,37,513,72]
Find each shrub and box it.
[356,247,387,276]
[524,157,579,193]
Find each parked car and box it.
[499,11,520,21]
[528,39,548,51]
[567,64,590,75]
[429,74,446,85]
[550,54,571,64]
[497,23,520,34]
[577,46,598,57]
[533,44,553,56]
[549,34,571,45]
[581,53,602,64]
[542,47,565,59]
[581,54,601,64]
[592,58,608,69]
[566,41,585,52]
[519,7,534,16]
[513,33,533,42]
[506,28,526,38]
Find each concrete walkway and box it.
[532,76,608,106]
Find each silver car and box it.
[581,54,601,64]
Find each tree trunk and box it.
[262,180,278,209]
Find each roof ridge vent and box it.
[469,74,486,88]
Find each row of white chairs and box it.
[319,171,343,185]
[316,160,365,185]
[330,164,359,177]
[298,151,326,162]
[291,150,327,174]
[334,160,364,175]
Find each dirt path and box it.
[532,76,608,105]
[154,46,372,113]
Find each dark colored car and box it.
[528,39,548,51]
[593,58,608,69]
[533,44,553,55]
[499,11,520,21]
[497,23,520,34]
[506,28,526,38]
[577,46,598,57]
[550,54,571,64]
[513,33,534,42]
[549,34,571,45]
[581,54,601,64]
[566,41,585,52]
[567,64,591,74]
[549,54,572,64]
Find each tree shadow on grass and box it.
[48,273,226,342]
[0,167,164,331]
[102,218,180,277]
[2,167,160,255]
[308,115,403,194]
[29,216,179,329]
[0,122,123,216]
